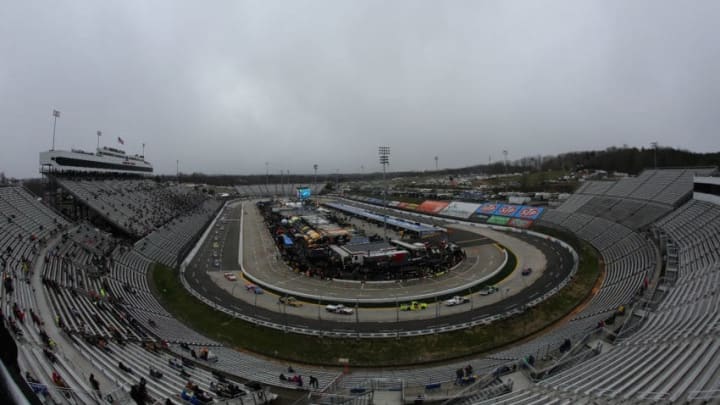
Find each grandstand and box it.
[556,168,715,229]
[4,163,720,404]
[2,182,277,404]
[235,183,324,199]
[477,198,720,403]
[55,178,210,238]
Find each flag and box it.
[117,137,124,145]
[52,110,60,117]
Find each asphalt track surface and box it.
[184,201,575,334]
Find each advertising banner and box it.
[440,202,482,219]
[508,218,533,228]
[416,200,450,214]
[487,216,510,225]
[477,203,499,215]
[494,204,521,217]
[513,206,544,220]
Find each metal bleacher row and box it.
[2,184,279,404]
[134,199,222,268]
[556,168,715,230]
[477,190,720,402]
[1,186,100,403]
[235,183,324,198]
[57,178,209,238]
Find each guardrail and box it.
[177,199,581,339]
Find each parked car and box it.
[479,285,499,295]
[325,304,354,314]
[400,301,428,311]
[444,296,469,306]
[278,296,303,307]
[223,272,237,281]
[245,284,263,294]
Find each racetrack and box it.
[183,200,575,334]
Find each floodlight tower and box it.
[379,146,391,238]
[313,164,318,194]
[51,109,61,151]
[651,142,658,169]
[265,162,269,190]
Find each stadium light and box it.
[313,164,318,224]
[379,146,390,238]
[51,109,61,151]
[651,142,658,169]
[313,164,318,194]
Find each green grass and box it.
[150,240,600,367]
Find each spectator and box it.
[119,361,133,374]
[89,373,100,394]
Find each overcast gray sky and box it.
[1,1,719,178]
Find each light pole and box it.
[313,164,318,194]
[142,143,146,158]
[176,160,179,182]
[503,150,508,173]
[434,155,438,171]
[651,142,658,169]
[51,109,60,151]
[266,162,269,191]
[379,146,390,239]
[279,170,284,197]
[96,130,102,151]
[395,296,399,322]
